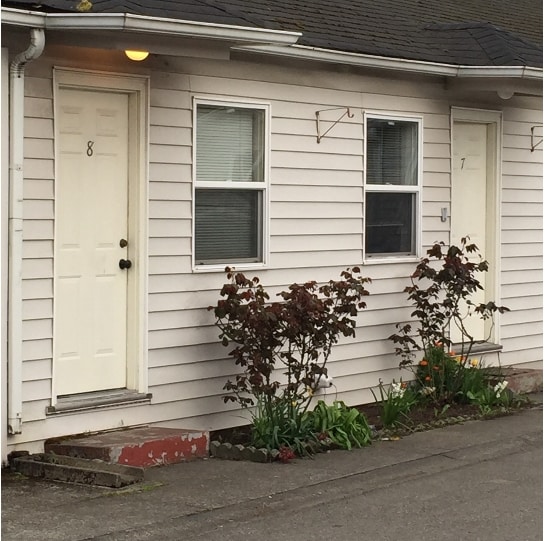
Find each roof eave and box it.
[1,8,302,46]
[233,44,543,80]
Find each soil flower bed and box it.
[209,397,538,462]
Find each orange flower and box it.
[419,359,428,366]
[449,350,456,357]
[432,365,440,371]
[401,382,407,389]
[425,376,432,382]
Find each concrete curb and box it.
[12,453,145,488]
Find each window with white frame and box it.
[194,100,268,266]
[365,115,421,257]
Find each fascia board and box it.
[234,44,543,80]
[1,9,301,46]
[232,44,460,75]
[456,66,543,80]
[1,8,46,27]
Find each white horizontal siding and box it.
[498,104,543,368]
[11,51,541,455]
[17,65,55,430]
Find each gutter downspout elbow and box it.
[8,27,45,435]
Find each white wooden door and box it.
[451,122,488,343]
[54,88,130,396]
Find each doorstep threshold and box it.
[451,341,502,355]
[47,389,151,415]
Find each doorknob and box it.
[119,259,132,270]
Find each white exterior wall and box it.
[6,49,542,453]
[499,101,543,368]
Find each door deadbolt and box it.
[119,239,128,248]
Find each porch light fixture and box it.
[125,50,149,61]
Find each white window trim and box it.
[192,96,271,272]
[363,111,423,263]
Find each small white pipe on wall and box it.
[8,27,45,435]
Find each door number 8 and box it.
[86,141,94,157]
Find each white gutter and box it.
[1,8,301,46]
[8,27,45,435]
[456,66,543,79]
[232,44,543,80]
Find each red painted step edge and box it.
[115,432,209,467]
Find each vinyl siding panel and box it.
[10,50,541,455]
[17,64,55,432]
[499,104,543,367]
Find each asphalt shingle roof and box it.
[2,0,543,67]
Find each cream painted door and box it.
[54,88,130,396]
[451,122,489,343]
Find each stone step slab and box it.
[12,453,144,488]
[45,427,209,468]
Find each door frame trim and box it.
[52,68,149,404]
[450,107,502,344]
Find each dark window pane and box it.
[366,193,415,255]
[367,118,418,186]
[195,189,262,264]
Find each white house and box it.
[1,0,542,461]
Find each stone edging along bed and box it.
[209,405,541,463]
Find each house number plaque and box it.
[86,141,94,156]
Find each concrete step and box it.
[12,453,144,488]
[503,368,542,395]
[45,427,209,468]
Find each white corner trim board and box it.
[8,27,45,435]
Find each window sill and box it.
[364,255,421,265]
[193,261,267,273]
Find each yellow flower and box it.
[470,359,479,367]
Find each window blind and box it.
[367,119,418,186]
[195,188,262,264]
[196,105,264,183]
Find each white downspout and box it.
[8,28,45,435]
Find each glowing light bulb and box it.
[125,50,149,61]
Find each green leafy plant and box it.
[371,380,417,428]
[466,380,512,415]
[309,400,372,450]
[434,403,451,418]
[250,395,316,455]
[209,267,371,454]
[389,239,510,404]
[415,344,488,403]
[389,238,509,368]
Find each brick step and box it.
[12,453,144,488]
[45,427,210,468]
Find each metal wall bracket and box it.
[531,125,542,152]
[315,107,354,143]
